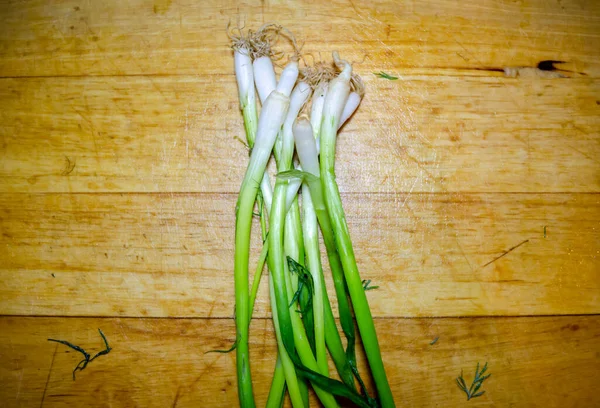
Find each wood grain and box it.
[1,316,598,407]
[1,0,599,406]
[0,0,599,77]
[1,192,597,318]
[0,76,598,194]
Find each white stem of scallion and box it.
[293,118,320,177]
[280,81,312,169]
[251,54,276,226]
[286,173,302,212]
[260,177,273,213]
[276,61,299,97]
[253,55,277,105]
[310,81,329,154]
[338,91,362,129]
[273,62,300,162]
[234,48,258,147]
[234,48,255,109]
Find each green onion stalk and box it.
[305,75,368,393]
[248,58,323,408]
[233,46,290,405]
[269,75,375,408]
[267,62,313,408]
[268,73,347,407]
[301,81,361,392]
[319,53,395,408]
[300,176,328,375]
[292,118,357,392]
[254,53,303,408]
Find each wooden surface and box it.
[1,316,599,407]
[0,0,598,406]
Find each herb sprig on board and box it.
[48,329,112,380]
[456,362,491,400]
[373,71,398,80]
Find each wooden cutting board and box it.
[1,0,598,406]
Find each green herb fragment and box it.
[48,329,112,380]
[361,279,379,291]
[206,336,239,354]
[430,337,439,345]
[456,362,491,400]
[373,71,398,80]
[287,257,314,315]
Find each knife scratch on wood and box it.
[482,239,529,268]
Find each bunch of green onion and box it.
[230,24,395,408]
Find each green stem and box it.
[258,182,308,408]
[234,90,289,408]
[298,375,310,408]
[285,197,315,354]
[233,82,259,408]
[251,196,287,408]
[242,100,258,148]
[293,117,358,392]
[249,239,268,317]
[301,184,328,375]
[270,179,339,408]
[305,177,359,379]
[265,357,286,408]
[234,167,262,408]
[322,293,356,390]
[320,114,395,407]
[269,276,305,408]
[285,198,305,291]
[283,196,310,407]
[275,106,338,405]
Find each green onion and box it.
[234,47,258,148]
[231,25,396,408]
[319,53,395,407]
[292,119,358,391]
[234,89,290,408]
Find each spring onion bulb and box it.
[277,61,299,97]
[310,81,328,153]
[253,54,276,225]
[293,118,320,177]
[339,91,362,129]
[254,55,277,104]
[234,47,258,147]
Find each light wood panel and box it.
[1,76,598,194]
[1,192,597,318]
[0,0,598,77]
[0,316,598,407]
